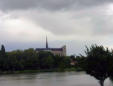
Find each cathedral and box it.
[36,37,66,56]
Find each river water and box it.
[0,72,112,86]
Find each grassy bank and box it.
[0,67,81,74]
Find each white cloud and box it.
[0,1,113,55]
[0,13,53,42]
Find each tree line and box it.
[0,45,71,72]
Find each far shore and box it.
[0,68,83,74]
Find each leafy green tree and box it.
[53,55,70,71]
[75,55,86,71]
[43,55,54,69]
[7,50,24,71]
[108,50,113,82]
[38,51,54,69]
[83,45,111,86]
[22,48,39,70]
[0,45,10,71]
[1,45,5,56]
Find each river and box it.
[0,72,112,86]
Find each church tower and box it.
[46,36,48,49]
[36,36,66,56]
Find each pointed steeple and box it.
[46,36,48,49]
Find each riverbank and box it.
[0,67,82,74]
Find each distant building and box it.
[36,37,66,56]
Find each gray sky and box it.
[0,0,113,55]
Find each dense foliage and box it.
[0,45,71,72]
[79,45,113,86]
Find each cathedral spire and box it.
[46,36,48,49]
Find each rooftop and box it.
[36,48,63,51]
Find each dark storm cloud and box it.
[0,0,113,11]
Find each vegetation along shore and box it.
[1,44,113,86]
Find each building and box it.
[36,37,66,56]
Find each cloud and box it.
[0,3,112,41]
[26,10,93,35]
[0,0,113,11]
[7,4,113,36]
[0,0,113,55]
[0,12,53,42]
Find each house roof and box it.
[36,48,63,51]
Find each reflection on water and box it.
[0,72,112,86]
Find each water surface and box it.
[0,72,112,86]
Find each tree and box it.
[7,50,24,71]
[22,48,39,70]
[53,55,70,71]
[108,50,113,82]
[0,45,9,71]
[75,55,86,71]
[38,51,54,69]
[1,45,5,56]
[83,45,111,86]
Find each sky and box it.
[0,0,113,55]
